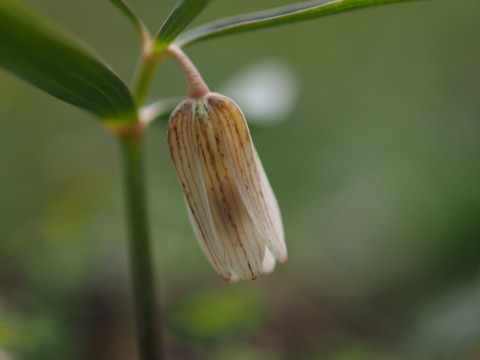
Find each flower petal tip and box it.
[222,270,243,283]
[278,254,288,264]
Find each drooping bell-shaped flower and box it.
[167,46,287,281]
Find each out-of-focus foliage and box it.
[107,0,146,36]
[154,0,211,52]
[1,0,479,359]
[170,288,266,343]
[177,0,422,47]
[0,0,136,124]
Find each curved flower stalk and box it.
[167,45,287,281]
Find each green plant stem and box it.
[133,60,158,107]
[120,134,164,360]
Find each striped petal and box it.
[167,93,287,281]
[168,99,234,281]
[204,93,287,262]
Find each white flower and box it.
[167,92,287,281]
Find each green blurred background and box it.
[1,0,480,359]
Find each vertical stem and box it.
[133,41,169,108]
[119,134,163,360]
[133,60,158,107]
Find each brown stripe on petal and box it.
[206,93,287,263]
[167,100,234,280]
[168,92,287,281]
[207,101,268,276]
[208,103,270,258]
[181,111,235,274]
[195,99,265,280]
[195,112,254,279]
[194,108,244,278]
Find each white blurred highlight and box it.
[221,60,299,125]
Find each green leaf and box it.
[154,0,211,53]
[177,0,423,47]
[107,0,149,39]
[0,0,136,124]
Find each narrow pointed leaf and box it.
[107,0,148,38]
[0,0,136,124]
[154,0,210,53]
[177,0,423,47]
